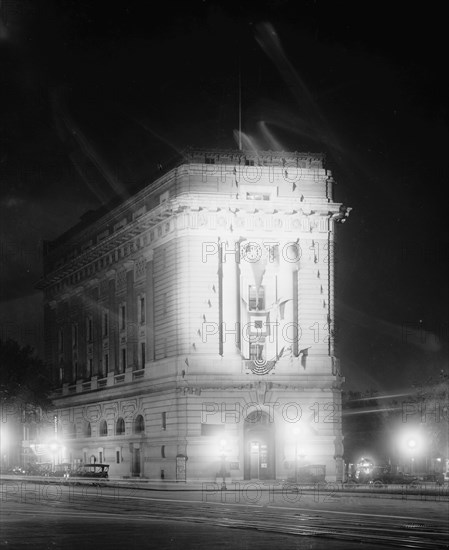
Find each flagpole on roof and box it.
[238,58,242,151]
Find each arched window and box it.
[134,415,145,434]
[86,422,92,437]
[99,420,108,437]
[116,417,125,435]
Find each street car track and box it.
[2,483,448,549]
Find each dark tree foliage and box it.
[342,389,389,464]
[407,370,449,457]
[0,339,54,411]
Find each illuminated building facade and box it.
[36,149,350,481]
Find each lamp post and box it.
[407,438,416,475]
[292,425,310,483]
[219,438,227,491]
[293,427,300,483]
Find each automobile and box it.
[370,471,420,488]
[71,463,109,480]
[49,463,72,479]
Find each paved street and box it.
[1,479,448,549]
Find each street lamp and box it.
[292,427,300,482]
[407,438,417,474]
[219,438,227,491]
[292,425,310,483]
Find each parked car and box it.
[370,471,420,487]
[49,463,72,479]
[71,463,109,480]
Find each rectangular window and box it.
[120,305,126,330]
[249,285,265,311]
[246,192,270,200]
[250,341,265,361]
[116,450,120,464]
[72,324,77,348]
[104,354,109,376]
[99,451,103,463]
[121,348,126,371]
[141,342,145,369]
[87,358,93,377]
[87,317,93,342]
[140,296,145,324]
[103,312,108,337]
[161,412,166,430]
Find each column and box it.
[221,238,240,355]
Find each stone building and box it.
[35,149,350,481]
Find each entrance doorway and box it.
[131,447,141,476]
[244,411,275,480]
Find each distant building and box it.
[35,149,350,481]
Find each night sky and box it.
[1,0,447,394]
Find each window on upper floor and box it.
[120,305,126,330]
[72,324,78,348]
[103,312,109,337]
[58,329,64,353]
[87,317,93,342]
[141,342,145,369]
[248,285,265,311]
[139,296,145,324]
[116,418,125,436]
[246,192,270,200]
[250,340,266,361]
